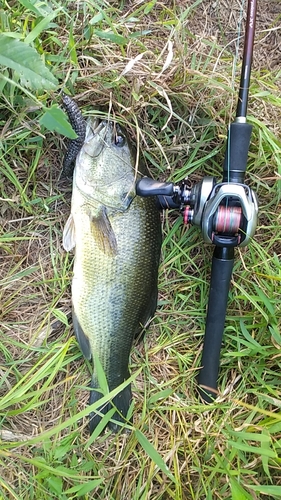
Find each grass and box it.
[0,0,281,498]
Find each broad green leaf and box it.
[228,440,277,458]
[267,419,281,434]
[68,26,78,66]
[205,489,213,500]
[86,406,116,446]
[94,30,128,45]
[14,455,83,480]
[129,30,152,38]
[229,477,252,500]
[93,352,109,395]
[7,369,140,445]
[24,9,62,45]
[0,32,22,40]
[39,105,77,138]
[269,324,281,345]
[46,476,63,497]
[250,485,281,497]
[240,320,262,347]
[229,431,271,443]
[144,0,157,14]
[89,12,104,24]
[261,429,273,478]
[0,266,39,287]
[253,284,275,315]
[65,479,104,496]
[52,309,69,326]
[18,0,53,17]
[0,34,58,90]
[148,388,174,404]
[135,429,176,483]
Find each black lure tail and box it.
[89,376,132,434]
[62,93,86,178]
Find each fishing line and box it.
[227,0,246,184]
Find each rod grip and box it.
[198,246,234,402]
[223,122,252,183]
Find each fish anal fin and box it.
[91,206,117,256]
[63,214,76,251]
[73,310,91,360]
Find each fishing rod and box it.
[136,0,258,401]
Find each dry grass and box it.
[0,0,281,499]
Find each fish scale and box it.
[72,196,160,409]
[63,114,161,433]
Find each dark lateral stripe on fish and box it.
[62,93,86,178]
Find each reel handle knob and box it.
[136,177,174,197]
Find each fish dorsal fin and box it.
[91,206,117,256]
[63,214,76,251]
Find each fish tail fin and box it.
[88,379,110,434]
[89,376,132,434]
[109,383,132,432]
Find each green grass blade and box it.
[24,9,62,45]
[0,34,58,89]
[229,478,253,500]
[135,429,176,483]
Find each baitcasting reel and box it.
[136,176,258,249]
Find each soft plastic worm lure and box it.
[62,93,86,178]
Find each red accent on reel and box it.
[183,206,191,225]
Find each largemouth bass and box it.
[62,107,161,433]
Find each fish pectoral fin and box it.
[91,206,117,256]
[73,310,91,360]
[63,214,76,251]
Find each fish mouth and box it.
[90,119,127,149]
[91,118,108,134]
[81,118,135,209]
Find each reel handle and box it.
[136,177,188,209]
[136,177,174,197]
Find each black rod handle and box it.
[223,122,252,184]
[198,246,234,402]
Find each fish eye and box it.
[115,134,126,147]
